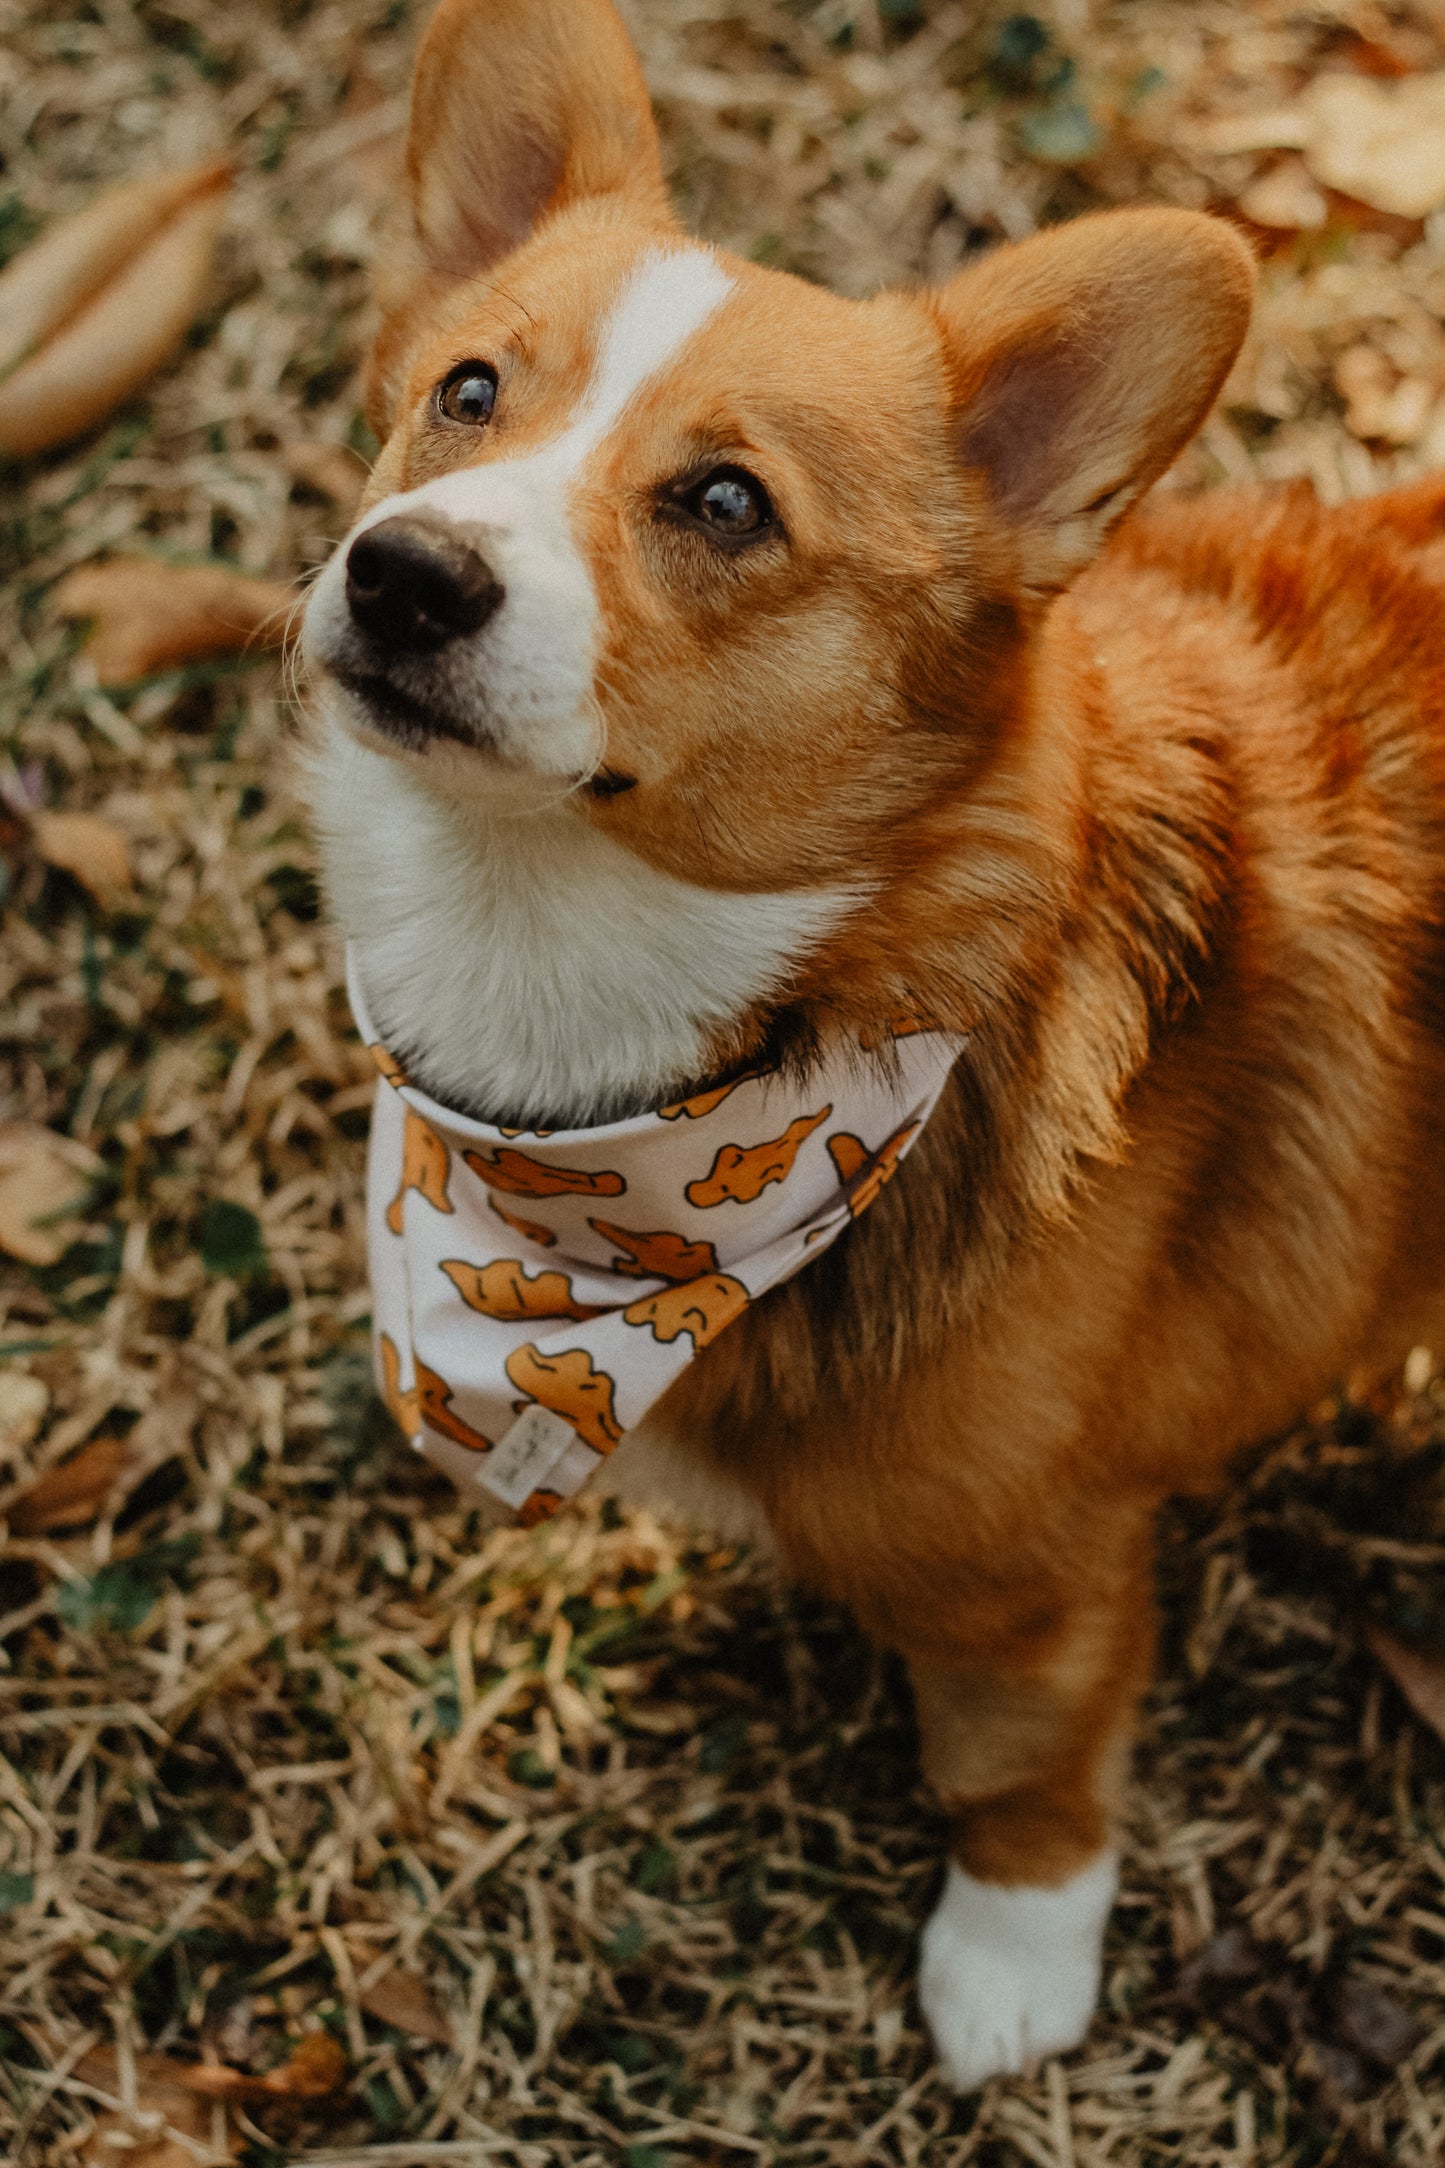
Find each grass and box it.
[2,0,1445,2161]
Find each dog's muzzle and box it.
[324,511,508,749]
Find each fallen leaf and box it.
[9,1432,127,1536]
[10,1393,201,1535]
[31,809,133,900]
[0,1123,102,1266]
[1345,34,1418,81]
[56,559,294,683]
[359,1967,454,2045]
[73,2045,234,2167]
[1366,1622,1445,1740]
[1203,73,1445,219]
[0,161,231,455]
[284,440,368,514]
[178,2030,349,2099]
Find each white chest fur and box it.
[307,716,856,1129]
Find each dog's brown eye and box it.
[687,467,771,537]
[437,363,498,426]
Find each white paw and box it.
[918,1849,1118,2090]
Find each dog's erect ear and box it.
[403,0,666,280]
[367,0,669,434]
[934,210,1254,594]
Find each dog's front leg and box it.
[904,1563,1155,2089]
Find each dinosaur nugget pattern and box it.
[414,1355,493,1455]
[828,1120,920,1217]
[464,1144,626,1199]
[588,1218,719,1282]
[517,1489,565,1528]
[489,1197,557,1247]
[369,1042,408,1087]
[623,1273,750,1349]
[658,1073,757,1120]
[386,1108,454,1234]
[443,1257,603,1322]
[378,1331,419,1435]
[685,1106,832,1208]
[350,949,963,1525]
[505,1344,622,1455]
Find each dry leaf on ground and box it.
[9,1432,128,1535]
[31,809,133,900]
[358,1967,454,2045]
[73,2047,230,2167]
[1366,1623,1445,1740]
[1204,73,1445,219]
[56,559,295,682]
[8,1398,196,1533]
[177,2031,349,2100]
[0,1124,102,1266]
[0,160,231,455]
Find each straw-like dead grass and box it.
[3,1,1445,2161]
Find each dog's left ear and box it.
[368,0,670,433]
[934,209,1255,593]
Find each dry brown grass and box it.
[3,1,1445,2161]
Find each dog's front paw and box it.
[918,1850,1118,2090]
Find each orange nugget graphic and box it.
[518,1489,564,1528]
[659,1073,756,1120]
[623,1272,749,1349]
[414,1355,493,1455]
[442,1257,603,1322]
[589,1217,719,1282]
[378,1332,419,1434]
[505,1343,622,1455]
[828,1121,920,1217]
[464,1145,625,1199]
[489,1197,557,1247]
[829,1133,869,1186]
[685,1105,831,1208]
[858,1013,932,1050]
[386,1108,454,1233]
[369,1041,408,1086]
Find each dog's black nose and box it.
[345,515,503,652]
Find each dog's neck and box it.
[310,579,1232,1181]
[308,711,861,1129]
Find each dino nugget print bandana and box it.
[350,955,964,1525]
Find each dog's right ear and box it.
[368,0,669,433]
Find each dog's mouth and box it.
[330,666,638,800]
[331,665,491,756]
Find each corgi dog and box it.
[301,0,1445,2090]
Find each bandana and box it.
[350,952,963,1525]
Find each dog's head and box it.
[304,0,1252,905]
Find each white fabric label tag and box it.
[479,1405,581,1510]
